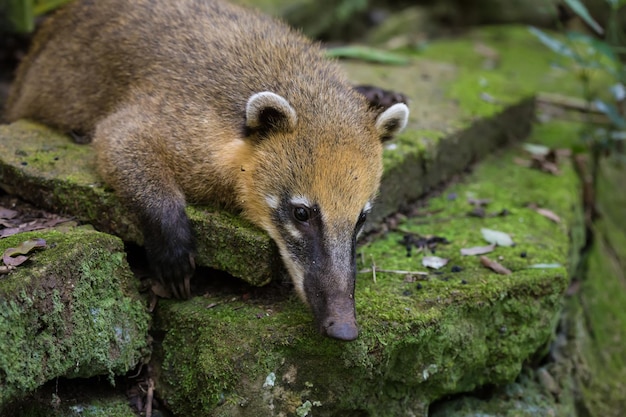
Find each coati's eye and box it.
[356,211,368,228]
[293,206,310,223]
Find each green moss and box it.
[414,26,613,123]
[0,230,150,405]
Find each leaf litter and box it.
[1,194,74,238]
[422,256,449,270]
[1,238,47,274]
[527,203,561,223]
[460,244,496,256]
[398,231,450,257]
[514,142,572,176]
[481,228,514,247]
[479,256,512,275]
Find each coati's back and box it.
[6,0,368,137]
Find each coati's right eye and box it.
[293,206,310,223]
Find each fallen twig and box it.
[358,267,429,277]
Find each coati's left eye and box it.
[293,206,310,223]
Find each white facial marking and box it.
[284,223,303,241]
[276,243,306,302]
[290,195,311,208]
[364,201,373,214]
[265,195,279,210]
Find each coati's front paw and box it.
[151,249,195,299]
[142,209,196,299]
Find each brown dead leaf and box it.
[516,147,564,175]
[479,256,512,275]
[528,204,561,223]
[460,244,496,256]
[2,238,47,267]
[0,215,71,238]
[0,207,18,220]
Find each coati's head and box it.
[239,91,409,341]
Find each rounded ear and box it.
[375,103,409,142]
[245,91,297,135]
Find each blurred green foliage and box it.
[530,0,626,154]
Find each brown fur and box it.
[6,0,408,340]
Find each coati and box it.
[5,0,409,341]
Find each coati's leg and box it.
[354,84,408,110]
[92,105,195,299]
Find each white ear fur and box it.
[375,102,409,139]
[245,91,297,132]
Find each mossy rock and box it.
[151,120,582,416]
[0,229,150,407]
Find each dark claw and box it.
[153,250,195,299]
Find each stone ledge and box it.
[151,120,582,416]
[0,229,150,405]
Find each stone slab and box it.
[151,120,582,416]
[0,229,150,406]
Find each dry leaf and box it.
[522,143,550,156]
[2,238,47,267]
[422,256,449,270]
[528,204,561,224]
[0,215,71,238]
[481,228,514,247]
[0,207,18,220]
[479,256,512,275]
[460,244,496,256]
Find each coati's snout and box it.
[306,273,359,341]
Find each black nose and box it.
[324,320,359,341]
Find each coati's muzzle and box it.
[317,291,358,341]
[304,265,359,341]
